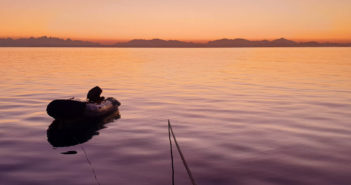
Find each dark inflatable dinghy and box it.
[47,97,120,120]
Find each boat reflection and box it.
[47,110,120,148]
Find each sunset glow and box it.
[1,0,351,43]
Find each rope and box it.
[168,120,198,185]
[80,145,101,185]
[168,120,175,185]
[72,136,101,185]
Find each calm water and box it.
[0,47,350,185]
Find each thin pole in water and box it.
[168,120,198,185]
[168,120,175,185]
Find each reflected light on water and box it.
[0,47,350,185]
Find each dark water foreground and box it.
[0,48,350,185]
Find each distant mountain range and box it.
[0,36,99,47]
[113,38,351,47]
[1,36,350,47]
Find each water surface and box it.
[0,47,350,185]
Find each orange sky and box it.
[1,0,351,43]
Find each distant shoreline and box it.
[1,36,350,47]
[1,45,351,48]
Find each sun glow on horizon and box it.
[1,0,350,43]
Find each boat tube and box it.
[47,97,120,120]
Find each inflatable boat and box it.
[47,97,120,120]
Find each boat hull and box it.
[47,97,120,119]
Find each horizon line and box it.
[1,36,351,44]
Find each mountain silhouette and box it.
[271,38,297,46]
[113,39,201,47]
[1,36,350,47]
[0,36,99,47]
[113,37,351,47]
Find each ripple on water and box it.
[1,48,351,185]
